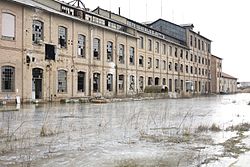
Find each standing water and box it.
[0,94,250,167]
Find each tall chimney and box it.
[118,7,120,15]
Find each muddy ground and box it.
[0,93,250,167]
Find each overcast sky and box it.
[64,0,249,81]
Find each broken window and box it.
[190,35,193,46]
[45,44,55,60]
[155,41,159,53]
[175,79,178,92]
[194,55,197,62]
[129,75,135,91]
[93,73,100,92]
[32,20,43,44]
[181,80,184,91]
[58,26,67,48]
[148,77,153,86]
[119,44,125,64]
[198,39,201,50]
[148,57,152,69]
[155,77,159,85]
[78,34,86,58]
[58,70,67,93]
[107,41,113,62]
[93,38,100,60]
[139,76,144,92]
[198,56,201,63]
[107,73,113,91]
[139,55,144,67]
[1,66,15,92]
[1,13,15,40]
[195,67,197,74]
[129,47,135,65]
[156,59,159,69]
[77,71,85,92]
[118,75,124,92]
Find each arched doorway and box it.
[32,68,43,99]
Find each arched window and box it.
[58,70,67,92]
[1,66,15,92]
[2,13,15,40]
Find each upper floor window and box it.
[155,41,160,53]
[163,60,166,70]
[148,57,152,69]
[198,39,201,50]
[119,44,125,64]
[2,13,15,40]
[139,55,144,67]
[190,35,193,46]
[174,47,178,57]
[93,38,100,60]
[107,41,113,62]
[186,51,189,60]
[78,34,86,58]
[32,20,43,44]
[148,39,152,51]
[194,37,197,48]
[139,36,144,49]
[129,47,135,65]
[163,44,166,55]
[155,59,159,69]
[58,26,67,48]
[180,49,183,59]
[169,46,172,56]
[1,66,15,92]
[202,41,204,50]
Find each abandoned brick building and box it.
[0,0,214,102]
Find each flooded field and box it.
[0,93,250,167]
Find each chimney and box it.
[198,31,200,35]
[118,7,120,15]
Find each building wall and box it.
[0,0,214,102]
[220,77,237,93]
[211,55,222,93]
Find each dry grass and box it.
[226,123,250,132]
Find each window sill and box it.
[1,36,15,42]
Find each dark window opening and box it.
[45,44,56,60]
[155,77,159,85]
[77,71,85,92]
[1,66,15,92]
[107,74,113,91]
[93,73,100,92]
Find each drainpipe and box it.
[21,6,25,103]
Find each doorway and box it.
[32,68,43,99]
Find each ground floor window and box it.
[139,76,144,92]
[169,79,172,92]
[118,75,124,92]
[107,74,113,91]
[148,77,153,86]
[129,75,135,91]
[58,70,67,93]
[77,71,85,92]
[1,66,15,92]
[93,73,100,92]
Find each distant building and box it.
[220,72,237,93]
[211,55,222,94]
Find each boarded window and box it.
[77,71,85,92]
[2,13,15,40]
[58,70,67,92]
[32,20,43,43]
[78,34,85,57]
[58,26,67,48]
[107,41,113,62]
[93,38,100,60]
[1,66,15,92]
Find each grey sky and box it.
[64,0,249,81]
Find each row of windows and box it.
[190,35,211,53]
